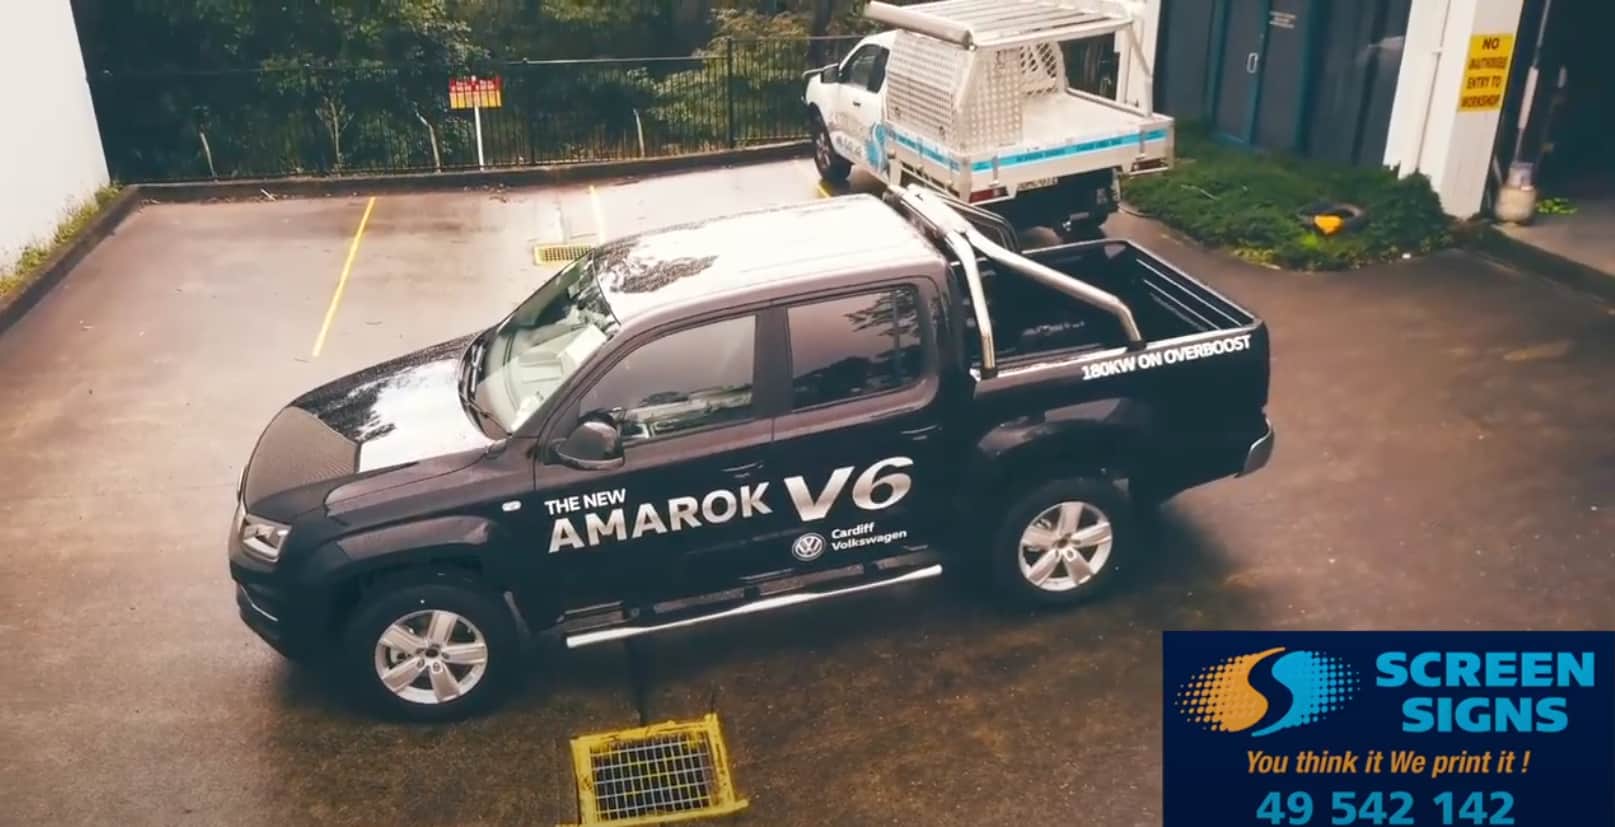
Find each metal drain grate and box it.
[567,714,748,826]
[536,243,593,264]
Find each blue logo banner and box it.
[1164,631,1614,826]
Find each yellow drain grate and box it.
[566,713,748,826]
[536,243,594,264]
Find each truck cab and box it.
[804,0,1173,233]
[228,188,1271,722]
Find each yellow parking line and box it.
[311,196,377,358]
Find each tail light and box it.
[968,186,1007,203]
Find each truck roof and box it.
[592,195,946,321]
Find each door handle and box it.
[900,424,940,441]
[1246,52,1260,74]
[852,99,862,107]
[722,461,765,480]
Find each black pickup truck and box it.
[229,187,1273,721]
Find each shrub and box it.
[1123,127,1452,270]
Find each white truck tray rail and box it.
[866,0,1135,50]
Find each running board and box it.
[564,564,944,649]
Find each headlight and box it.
[236,503,290,563]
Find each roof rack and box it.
[865,0,1135,50]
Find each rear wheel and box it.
[991,478,1132,607]
[342,576,521,722]
[812,115,851,185]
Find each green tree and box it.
[84,1,484,176]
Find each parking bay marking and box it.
[796,158,831,198]
[311,196,377,358]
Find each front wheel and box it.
[812,116,851,185]
[342,576,522,722]
[990,478,1133,607]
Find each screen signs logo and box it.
[791,532,827,562]
[1175,647,1360,737]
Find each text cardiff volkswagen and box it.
[230,187,1274,721]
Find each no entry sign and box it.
[1458,35,1514,112]
[449,76,503,110]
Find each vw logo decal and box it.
[791,532,827,562]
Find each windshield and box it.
[470,254,620,433]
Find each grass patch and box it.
[1123,127,1451,270]
[0,185,123,300]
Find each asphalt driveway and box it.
[0,158,1609,826]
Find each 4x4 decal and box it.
[544,456,914,553]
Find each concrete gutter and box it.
[0,141,809,335]
[0,187,144,334]
[1467,225,1615,305]
[137,141,810,203]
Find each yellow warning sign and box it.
[1458,34,1514,112]
[449,76,502,110]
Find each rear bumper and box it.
[1239,418,1276,477]
[990,169,1118,227]
[1141,413,1275,503]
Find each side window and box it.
[843,46,880,89]
[579,316,755,444]
[788,288,924,410]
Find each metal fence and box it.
[91,37,862,182]
[92,35,1117,182]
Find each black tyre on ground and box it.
[989,477,1133,607]
[811,114,851,185]
[341,574,522,723]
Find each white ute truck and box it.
[804,0,1172,233]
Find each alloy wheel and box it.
[1016,500,1114,592]
[372,609,489,705]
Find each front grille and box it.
[567,714,747,825]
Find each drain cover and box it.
[536,243,594,264]
[567,714,748,825]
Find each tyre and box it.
[811,115,851,185]
[341,575,521,722]
[990,477,1132,607]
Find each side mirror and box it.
[820,64,840,84]
[552,417,624,471]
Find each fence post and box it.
[725,38,737,149]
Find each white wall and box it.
[1383,0,1525,217]
[0,0,110,268]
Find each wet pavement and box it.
[1,158,1611,826]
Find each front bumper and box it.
[230,529,328,660]
[1239,418,1276,477]
[233,576,319,660]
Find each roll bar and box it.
[887,186,1145,377]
